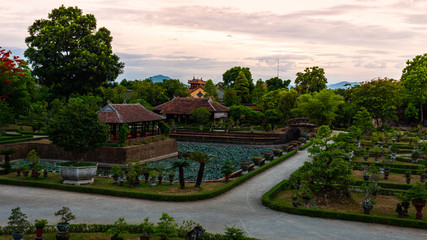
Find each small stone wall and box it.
[0,139,178,164]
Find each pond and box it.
[146,142,274,181]
[11,142,275,181]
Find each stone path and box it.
[1,149,427,239]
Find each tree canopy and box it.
[233,71,251,104]
[203,79,218,100]
[46,97,109,161]
[189,107,211,125]
[24,5,124,99]
[222,66,253,90]
[295,66,327,94]
[292,89,344,125]
[350,78,402,125]
[265,77,290,91]
[401,53,427,124]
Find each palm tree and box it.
[172,160,190,189]
[188,152,215,188]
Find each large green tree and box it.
[251,79,267,105]
[276,88,299,120]
[265,77,290,91]
[294,66,327,94]
[222,66,253,90]
[25,5,124,99]
[350,78,402,125]
[292,89,344,125]
[46,98,109,161]
[203,79,218,100]
[401,53,427,124]
[223,88,241,107]
[233,71,251,103]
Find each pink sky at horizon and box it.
[1,0,427,84]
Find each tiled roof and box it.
[153,97,229,115]
[98,103,165,123]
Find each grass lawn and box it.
[0,172,226,195]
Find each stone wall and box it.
[0,139,178,164]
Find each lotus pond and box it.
[11,142,275,181]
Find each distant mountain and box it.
[150,75,171,83]
[327,81,359,89]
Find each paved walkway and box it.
[1,149,427,239]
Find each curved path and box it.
[1,149,427,240]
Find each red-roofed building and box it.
[153,97,229,124]
[98,103,165,140]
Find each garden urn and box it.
[412,201,426,220]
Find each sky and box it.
[1,0,427,84]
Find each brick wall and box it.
[0,139,178,164]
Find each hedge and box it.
[0,224,259,239]
[0,150,298,202]
[262,180,427,229]
[0,137,47,145]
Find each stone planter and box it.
[412,201,426,220]
[59,164,98,185]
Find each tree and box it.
[223,88,241,107]
[0,47,34,116]
[265,77,290,91]
[264,109,282,130]
[276,89,299,120]
[222,66,253,90]
[157,79,189,99]
[251,79,267,105]
[189,107,211,125]
[0,99,14,128]
[46,98,109,161]
[203,79,218,100]
[405,102,419,123]
[292,89,344,125]
[233,71,251,103]
[260,90,279,111]
[291,126,353,203]
[401,53,427,124]
[350,78,403,125]
[187,152,215,188]
[24,5,124,99]
[353,107,374,134]
[295,66,327,94]
[172,160,190,189]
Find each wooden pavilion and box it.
[153,97,229,124]
[98,103,166,141]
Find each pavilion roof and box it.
[98,103,165,124]
[153,97,229,115]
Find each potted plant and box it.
[263,152,273,161]
[111,164,122,184]
[139,217,154,240]
[272,149,282,157]
[7,207,30,240]
[22,165,30,179]
[360,182,376,214]
[412,151,421,164]
[405,170,412,184]
[221,160,234,182]
[126,170,137,188]
[251,156,262,169]
[168,168,175,185]
[106,217,128,240]
[363,150,369,162]
[149,170,158,187]
[54,206,76,240]
[34,219,48,240]
[239,161,249,175]
[31,162,43,179]
[156,166,165,185]
[396,192,411,217]
[406,182,427,220]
